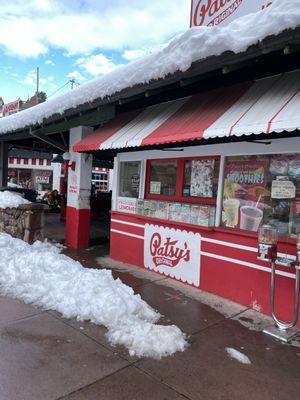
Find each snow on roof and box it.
[0,0,299,136]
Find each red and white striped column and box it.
[65,126,93,249]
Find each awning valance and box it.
[73,70,300,152]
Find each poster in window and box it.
[150,181,161,195]
[190,159,214,198]
[223,159,269,230]
[131,174,140,192]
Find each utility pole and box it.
[36,67,40,104]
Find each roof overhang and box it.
[1,27,300,143]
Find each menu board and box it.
[190,159,215,198]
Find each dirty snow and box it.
[0,0,299,135]
[0,233,187,358]
[0,191,30,209]
[226,347,251,365]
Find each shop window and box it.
[148,160,177,196]
[135,156,220,228]
[118,161,141,198]
[222,154,300,237]
[183,158,219,198]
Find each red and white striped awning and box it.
[73,70,300,152]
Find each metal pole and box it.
[270,261,300,330]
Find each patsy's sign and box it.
[190,0,272,27]
[144,224,201,286]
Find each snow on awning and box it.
[73,70,300,152]
[0,1,299,137]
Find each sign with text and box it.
[271,180,296,199]
[190,0,272,27]
[117,197,137,214]
[144,224,201,286]
[2,100,21,116]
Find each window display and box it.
[222,154,300,237]
[146,157,219,204]
[136,198,215,227]
[118,161,141,198]
[184,158,219,198]
[148,160,177,196]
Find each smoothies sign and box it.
[223,159,268,231]
[144,224,201,286]
[190,0,272,27]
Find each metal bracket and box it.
[29,128,67,152]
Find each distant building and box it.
[0,97,4,117]
[0,92,46,118]
[0,99,22,117]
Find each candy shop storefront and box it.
[73,70,300,329]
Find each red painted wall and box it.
[65,206,90,249]
[110,211,300,326]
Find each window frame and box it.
[145,156,220,205]
[118,160,142,199]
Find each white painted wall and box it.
[112,137,300,226]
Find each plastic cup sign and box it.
[240,205,263,232]
[223,199,240,228]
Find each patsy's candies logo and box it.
[149,232,190,268]
[192,0,240,26]
[191,0,273,27]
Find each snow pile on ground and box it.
[8,182,22,189]
[0,0,299,135]
[226,347,251,365]
[0,233,187,358]
[0,191,30,209]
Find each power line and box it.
[47,80,74,99]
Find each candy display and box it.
[131,199,215,227]
[181,204,191,223]
[143,200,152,217]
[258,224,278,245]
[137,199,144,215]
[269,157,289,176]
[288,158,300,177]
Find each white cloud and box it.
[20,70,58,95]
[68,70,87,82]
[45,59,55,65]
[0,0,190,58]
[75,54,119,76]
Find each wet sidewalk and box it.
[0,246,300,400]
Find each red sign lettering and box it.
[150,232,190,268]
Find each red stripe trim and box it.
[72,110,142,152]
[266,88,300,133]
[142,82,252,147]
[228,75,282,136]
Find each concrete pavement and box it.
[0,246,300,400]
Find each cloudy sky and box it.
[0,0,191,103]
